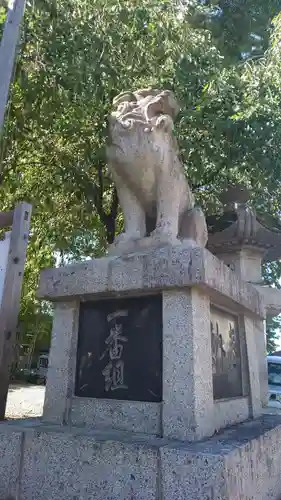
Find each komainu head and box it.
[110,88,180,130]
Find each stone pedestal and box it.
[207,185,281,410]
[209,246,271,408]
[1,244,280,500]
[1,414,281,500]
[38,244,264,442]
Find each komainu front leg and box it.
[150,171,182,244]
[151,197,181,244]
[111,171,146,243]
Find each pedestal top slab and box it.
[38,245,265,318]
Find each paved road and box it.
[6,384,45,419]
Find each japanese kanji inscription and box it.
[75,295,163,402]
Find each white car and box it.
[267,355,281,408]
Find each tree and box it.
[1,0,281,352]
[185,0,281,62]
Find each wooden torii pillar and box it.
[0,202,32,419]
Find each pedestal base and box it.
[107,236,197,256]
[1,415,281,500]
[39,245,265,441]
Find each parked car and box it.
[11,354,49,385]
[267,355,281,408]
[12,367,41,384]
[36,354,48,384]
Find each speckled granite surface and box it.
[0,414,281,500]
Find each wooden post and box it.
[0,202,32,419]
[0,0,26,134]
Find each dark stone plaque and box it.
[75,294,162,402]
[211,306,243,400]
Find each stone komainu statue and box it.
[106,88,207,254]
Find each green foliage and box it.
[0,4,7,34]
[1,0,281,351]
[263,260,281,352]
[186,0,281,62]
[266,316,280,354]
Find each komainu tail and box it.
[179,206,208,247]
